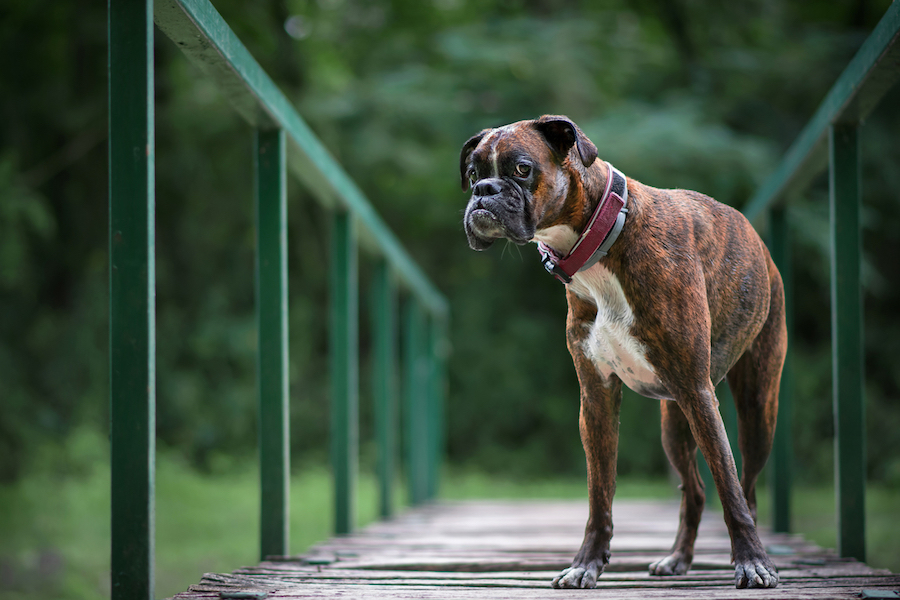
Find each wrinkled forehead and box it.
[470,121,550,168]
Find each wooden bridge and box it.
[108,1,900,599]
[172,499,900,599]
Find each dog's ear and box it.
[460,129,490,191]
[534,115,597,168]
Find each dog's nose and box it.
[473,179,502,197]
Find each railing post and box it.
[423,319,437,501]
[109,0,155,597]
[769,207,794,533]
[829,123,866,562]
[255,128,289,558]
[331,210,359,534]
[403,299,428,505]
[371,260,398,518]
[427,316,448,500]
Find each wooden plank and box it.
[192,565,900,583]
[187,575,900,591]
[167,500,900,600]
[301,539,825,558]
[232,568,898,584]
[175,582,900,600]
[303,535,780,554]
[194,569,900,586]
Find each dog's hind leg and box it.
[726,254,787,522]
[649,399,706,576]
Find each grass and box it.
[1,456,898,600]
[0,453,391,600]
[0,458,111,600]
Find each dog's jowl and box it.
[460,115,786,589]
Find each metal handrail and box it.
[744,1,900,222]
[743,0,900,562]
[155,0,449,318]
[109,1,449,599]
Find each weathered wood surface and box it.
[171,499,900,599]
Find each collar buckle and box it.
[540,252,572,284]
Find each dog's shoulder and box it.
[624,181,758,255]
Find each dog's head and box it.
[460,115,598,251]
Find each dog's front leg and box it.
[552,295,622,590]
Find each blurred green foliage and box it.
[1,0,899,487]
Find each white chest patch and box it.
[568,265,669,399]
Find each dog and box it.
[459,115,786,589]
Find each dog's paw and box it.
[649,552,691,576]
[551,565,600,589]
[734,560,778,588]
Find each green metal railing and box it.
[744,1,900,562]
[108,1,449,598]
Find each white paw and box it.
[649,553,691,576]
[734,561,779,588]
[551,565,599,589]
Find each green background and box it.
[1,0,899,597]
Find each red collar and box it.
[537,162,629,284]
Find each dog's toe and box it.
[551,566,598,589]
[734,561,778,589]
[649,553,691,576]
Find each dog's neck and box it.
[532,224,580,256]
[533,161,626,256]
[581,159,613,221]
[534,161,630,284]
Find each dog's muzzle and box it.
[464,178,532,250]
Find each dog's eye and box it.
[469,171,478,186]
[515,163,532,178]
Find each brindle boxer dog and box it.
[460,115,786,589]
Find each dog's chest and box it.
[569,266,667,399]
